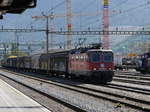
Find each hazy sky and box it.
[0,0,150,46]
[1,0,150,28]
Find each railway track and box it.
[1,69,150,111]
[106,83,150,95]
[116,71,150,77]
[113,77,150,86]
[114,74,150,81]
[0,70,86,112]
[114,70,150,85]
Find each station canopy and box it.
[0,0,36,13]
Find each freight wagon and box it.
[1,48,114,84]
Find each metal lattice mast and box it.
[102,0,109,49]
[66,0,72,49]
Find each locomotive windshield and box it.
[104,52,113,62]
[89,51,113,62]
[91,53,100,62]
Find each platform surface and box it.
[0,79,51,112]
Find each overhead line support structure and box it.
[0,28,46,33]
[44,15,49,53]
[49,31,150,35]
[0,29,150,35]
[32,13,54,53]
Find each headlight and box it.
[93,68,97,70]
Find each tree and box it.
[4,43,27,58]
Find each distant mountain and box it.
[111,25,150,54]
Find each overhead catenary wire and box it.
[30,0,66,28]
[82,1,150,29]
[111,0,129,9]
[46,0,66,14]
[29,0,150,38]
[75,0,98,13]
[110,1,150,18]
[81,0,130,28]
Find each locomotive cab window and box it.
[80,55,83,61]
[104,52,113,62]
[90,53,100,62]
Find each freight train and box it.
[1,47,114,83]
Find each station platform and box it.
[0,79,51,112]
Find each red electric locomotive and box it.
[69,48,114,83]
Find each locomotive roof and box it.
[49,49,70,53]
[39,50,70,58]
[87,49,113,52]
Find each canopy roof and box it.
[0,0,36,13]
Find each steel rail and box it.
[1,68,150,111]
[113,77,150,86]
[114,74,150,81]
[0,72,86,112]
